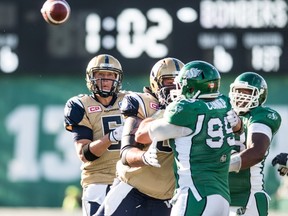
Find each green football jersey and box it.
[229,106,281,207]
[164,94,235,203]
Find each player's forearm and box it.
[239,148,266,169]
[230,151,262,172]
[241,133,270,169]
[124,148,146,167]
[230,135,269,171]
[89,134,112,156]
[77,135,113,162]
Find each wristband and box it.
[82,143,99,161]
[229,154,242,173]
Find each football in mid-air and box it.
[41,0,70,25]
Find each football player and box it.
[272,153,288,176]
[95,57,184,216]
[228,72,282,216]
[136,60,236,216]
[64,54,127,216]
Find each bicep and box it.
[239,123,272,169]
[247,123,272,152]
[247,133,270,154]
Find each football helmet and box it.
[86,54,123,97]
[229,72,267,114]
[173,60,221,100]
[150,57,184,107]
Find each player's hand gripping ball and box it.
[41,0,70,25]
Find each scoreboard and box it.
[0,0,287,75]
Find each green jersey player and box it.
[136,60,236,216]
[228,72,282,216]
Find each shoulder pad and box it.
[64,96,85,126]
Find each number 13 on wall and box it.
[5,105,81,182]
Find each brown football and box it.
[41,0,70,25]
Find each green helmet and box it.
[173,60,221,100]
[229,72,267,114]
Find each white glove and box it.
[141,138,161,168]
[226,110,240,128]
[109,125,124,142]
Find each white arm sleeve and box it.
[148,118,192,141]
[248,123,272,141]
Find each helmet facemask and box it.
[229,72,267,114]
[150,58,184,107]
[156,75,177,107]
[88,70,121,98]
[229,83,265,114]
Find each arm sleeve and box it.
[148,118,192,141]
[248,123,272,141]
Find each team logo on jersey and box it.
[169,104,183,114]
[88,105,102,113]
[267,112,278,120]
[150,102,159,110]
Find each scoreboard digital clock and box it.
[0,0,287,75]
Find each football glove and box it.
[226,110,240,128]
[141,138,161,168]
[277,166,288,176]
[272,153,288,176]
[109,125,124,142]
[272,153,288,166]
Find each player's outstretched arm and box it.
[136,118,192,144]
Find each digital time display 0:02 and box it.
[0,0,287,75]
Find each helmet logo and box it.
[208,82,215,89]
[99,63,114,68]
[186,68,202,78]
